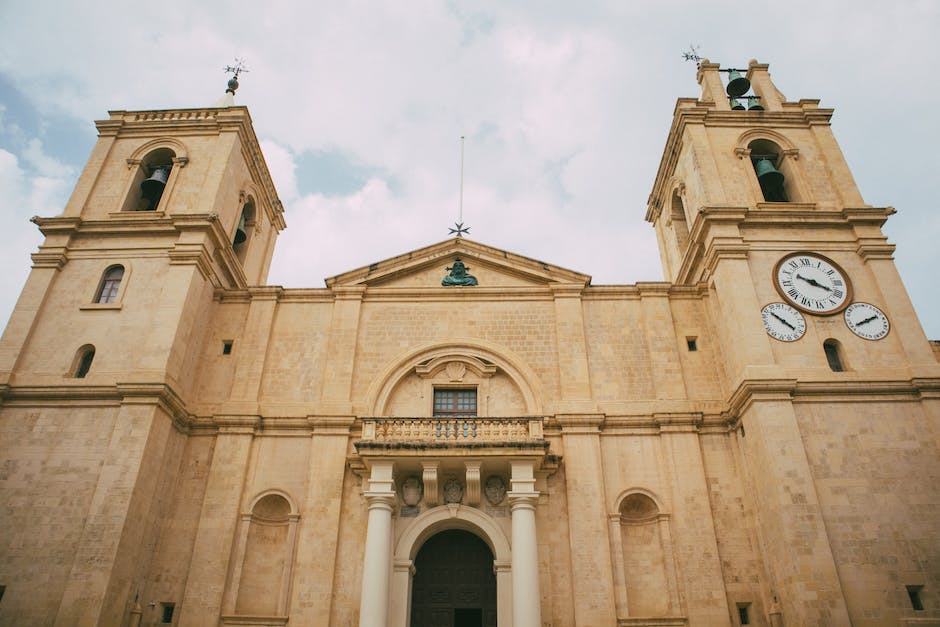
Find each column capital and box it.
[363,491,397,511]
[507,491,539,513]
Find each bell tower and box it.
[0,80,284,625]
[646,59,940,626]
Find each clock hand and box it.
[857,315,878,325]
[795,274,832,292]
[770,312,796,330]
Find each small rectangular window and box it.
[737,603,751,625]
[686,337,698,351]
[161,602,175,623]
[907,585,924,611]
[433,389,477,417]
[222,341,233,355]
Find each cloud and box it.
[0,148,73,328]
[0,1,937,337]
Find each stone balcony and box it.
[355,417,549,458]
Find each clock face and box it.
[774,253,851,315]
[761,302,806,342]
[844,302,890,340]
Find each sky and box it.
[0,1,938,339]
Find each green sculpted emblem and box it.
[442,258,478,286]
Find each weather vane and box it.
[681,44,703,68]
[449,136,471,238]
[223,58,250,95]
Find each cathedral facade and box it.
[0,60,937,627]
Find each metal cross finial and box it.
[223,58,250,95]
[681,44,703,68]
[224,58,250,79]
[449,222,471,238]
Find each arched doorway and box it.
[411,529,497,627]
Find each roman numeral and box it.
[788,288,799,298]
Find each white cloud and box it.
[0,1,937,337]
[0,148,70,329]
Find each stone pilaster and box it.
[550,283,594,413]
[737,392,851,627]
[320,287,365,415]
[289,417,354,624]
[177,417,257,626]
[558,416,618,626]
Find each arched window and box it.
[670,190,690,250]
[94,265,124,304]
[122,148,175,212]
[747,138,798,203]
[233,197,256,263]
[823,339,846,372]
[73,345,95,378]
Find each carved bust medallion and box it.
[442,477,464,504]
[484,475,507,505]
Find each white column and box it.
[508,459,542,627]
[358,461,396,627]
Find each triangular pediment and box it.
[324,239,591,289]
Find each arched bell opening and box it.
[410,529,497,627]
[747,139,799,203]
[122,147,176,212]
[233,195,256,262]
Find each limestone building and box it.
[0,59,937,627]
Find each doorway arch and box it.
[411,529,496,626]
[389,505,512,627]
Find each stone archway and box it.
[388,505,512,627]
[411,529,497,627]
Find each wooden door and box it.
[410,529,497,627]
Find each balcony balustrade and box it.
[359,417,544,445]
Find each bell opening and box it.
[123,147,175,212]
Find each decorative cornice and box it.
[726,376,940,418]
[0,381,194,432]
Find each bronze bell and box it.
[140,166,169,200]
[730,98,746,110]
[754,158,787,201]
[747,97,764,111]
[726,69,750,97]
[233,213,248,246]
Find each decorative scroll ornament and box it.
[443,477,464,504]
[442,258,478,286]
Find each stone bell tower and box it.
[0,78,284,626]
[646,59,940,626]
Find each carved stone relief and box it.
[442,477,464,504]
[484,475,507,505]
